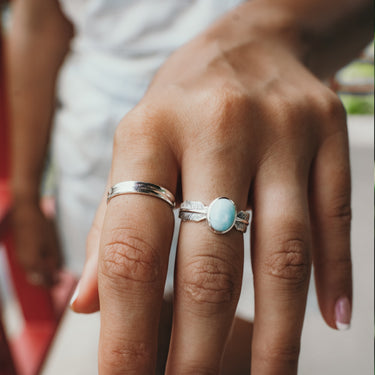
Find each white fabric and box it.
[53,0,252,316]
[57,0,245,101]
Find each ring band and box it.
[179,197,251,234]
[107,181,176,208]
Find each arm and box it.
[6,0,73,284]
[224,0,373,78]
[8,0,72,201]
[71,1,371,374]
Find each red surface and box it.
[0,186,77,375]
[9,271,77,375]
[0,319,17,375]
[0,23,9,180]
[3,232,57,322]
[0,182,11,237]
[0,17,16,375]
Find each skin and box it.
[7,0,73,285]
[6,0,373,373]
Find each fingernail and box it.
[335,297,351,331]
[70,281,80,308]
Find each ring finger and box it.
[166,151,252,374]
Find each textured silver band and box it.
[179,198,251,234]
[107,181,175,208]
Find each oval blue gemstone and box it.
[208,198,236,233]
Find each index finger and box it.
[98,116,177,374]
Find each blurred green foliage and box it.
[338,42,374,115]
[341,94,374,114]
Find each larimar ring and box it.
[179,197,251,234]
[107,181,175,208]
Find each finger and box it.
[40,198,63,278]
[69,245,100,313]
[251,149,313,374]
[221,317,253,375]
[25,241,58,287]
[310,128,352,330]
[15,216,61,287]
[156,294,174,374]
[99,197,174,374]
[166,154,251,374]
[44,219,63,273]
[71,188,108,313]
[98,116,178,374]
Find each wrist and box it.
[205,0,372,79]
[204,1,308,64]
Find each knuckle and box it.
[216,83,250,113]
[326,197,352,223]
[267,88,304,116]
[308,89,347,129]
[100,341,153,374]
[267,92,293,117]
[101,228,162,285]
[113,121,134,150]
[267,88,346,138]
[329,201,352,222]
[320,91,346,122]
[114,123,149,152]
[181,251,240,306]
[318,157,351,227]
[265,93,309,137]
[264,235,310,284]
[129,102,169,127]
[114,105,168,149]
[203,84,250,134]
[113,105,176,171]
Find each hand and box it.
[72,7,351,375]
[11,199,63,286]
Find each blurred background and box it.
[0,2,373,374]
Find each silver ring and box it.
[179,197,251,234]
[107,181,175,208]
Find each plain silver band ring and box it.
[107,181,176,208]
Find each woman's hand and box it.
[11,200,62,286]
[72,2,358,373]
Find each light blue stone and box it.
[208,198,236,233]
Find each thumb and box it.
[70,251,99,313]
[70,189,107,313]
